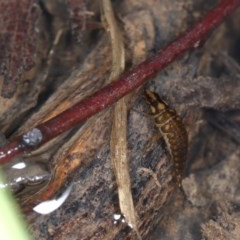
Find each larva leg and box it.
[130,106,164,150]
[138,167,161,188]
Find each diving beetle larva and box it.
[145,90,188,186]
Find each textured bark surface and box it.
[1,0,240,239]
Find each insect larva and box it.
[145,90,188,186]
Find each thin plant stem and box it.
[0,0,239,164]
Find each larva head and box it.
[145,90,167,114]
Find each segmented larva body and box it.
[145,90,188,186]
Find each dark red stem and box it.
[0,0,239,164]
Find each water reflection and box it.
[0,132,72,214]
[0,132,51,198]
[33,183,73,214]
[1,159,51,197]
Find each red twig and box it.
[0,0,239,164]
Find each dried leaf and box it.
[0,0,39,98]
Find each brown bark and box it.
[1,0,240,239]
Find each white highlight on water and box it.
[33,183,73,215]
[11,162,26,169]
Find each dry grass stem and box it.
[101,0,141,238]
